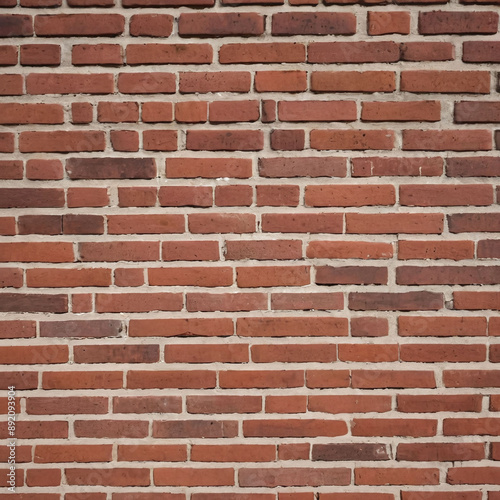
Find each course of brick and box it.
[0,0,500,497]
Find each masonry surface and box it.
[0,0,500,498]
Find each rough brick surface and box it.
[0,0,499,497]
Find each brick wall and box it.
[0,0,500,497]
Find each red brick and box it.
[447,467,500,485]
[255,71,307,92]
[73,44,123,66]
[0,321,36,339]
[479,240,500,258]
[338,344,398,362]
[397,443,485,462]
[419,11,498,34]
[272,292,343,311]
[191,444,275,462]
[166,158,252,178]
[165,344,248,363]
[355,468,439,486]
[111,130,139,152]
[0,74,23,96]
[143,130,178,151]
[26,159,63,180]
[399,316,487,337]
[130,14,173,37]
[401,71,490,94]
[71,102,93,124]
[306,370,350,388]
[68,188,108,208]
[311,130,395,150]
[187,292,266,312]
[239,467,350,487]
[127,44,212,65]
[175,101,207,123]
[96,292,182,313]
[252,344,336,363]
[0,132,14,152]
[107,215,184,234]
[244,419,347,438]
[455,101,500,123]
[307,185,395,207]
[187,395,261,414]
[215,185,253,206]
[179,13,264,36]
[271,129,305,151]
[43,371,122,389]
[279,100,356,122]
[0,293,68,313]
[309,395,391,414]
[117,444,186,462]
[362,101,440,122]
[226,240,302,260]
[352,370,436,389]
[79,241,158,262]
[0,160,22,180]
[0,14,33,37]
[118,72,175,94]
[189,213,255,233]
[28,397,108,415]
[237,317,348,337]
[443,370,500,388]
[398,240,474,260]
[149,267,231,287]
[347,213,443,234]
[454,292,500,310]
[267,396,307,414]
[463,41,500,62]
[26,469,61,487]
[263,213,342,233]
[162,241,220,261]
[368,11,411,34]
[66,468,149,487]
[309,42,399,63]
[129,318,233,337]
[36,444,111,464]
[180,71,251,93]
[154,468,234,487]
[220,43,306,63]
[449,214,500,233]
[272,12,356,35]
[128,370,216,389]
[398,394,482,413]
[0,242,74,263]
[187,130,263,151]
[159,186,212,207]
[307,241,393,259]
[220,369,303,388]
[401,42,454,61]
[27,73,114,94]
[397,266,500,286]
[402,493,481,500]
[20,131,105,153]
[27,268,110,288]
[0,268,22,288]
[35,14,124,36]
[153,420,237,438]
[210,100,259,123]
[0,46,17,66]
[74,344,159,364]
[351,318,389,337]
[403,129,491,151]
[143,102,173,123]
[316,266,387,285]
